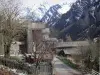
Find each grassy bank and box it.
[57,56,79,69]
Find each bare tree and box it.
[79,39,99,73]
[0,0,26,58]
[32,29,55,62]
[37,40,55,62]
[25,8,40,22]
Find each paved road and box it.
[52,56,82,75]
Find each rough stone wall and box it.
[0,34,4,55]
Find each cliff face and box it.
[41,4,62,26]
[53,0,100,40]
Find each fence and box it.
[33,62,52,75]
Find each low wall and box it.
[0,57,53,75]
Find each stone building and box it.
[27,23,45,53]
[27,22,57,61]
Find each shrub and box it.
[58,50,65,56]
[80,40,99,72]
[0,57,34,74]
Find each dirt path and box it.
[52,56,82,75]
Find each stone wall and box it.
[0,34,4,55]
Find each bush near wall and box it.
[0,57,35,74]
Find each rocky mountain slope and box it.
[43,0,100,41]
[26,0,100,41]
[41,4,61,26]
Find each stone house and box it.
[27,22,57,61]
